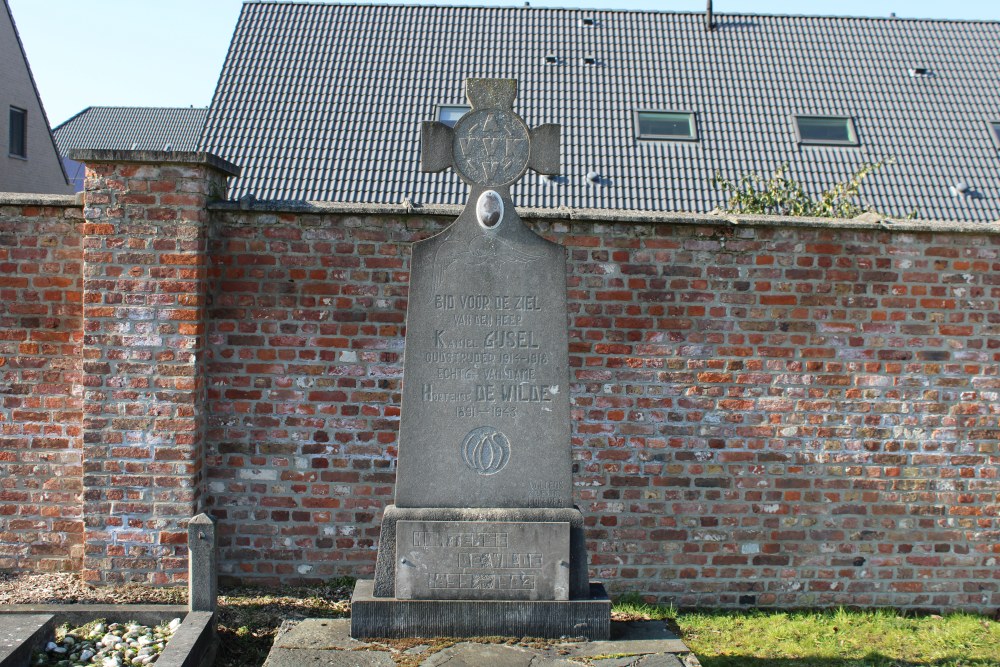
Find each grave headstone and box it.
[351,78,610,640]
[396,78,570,510]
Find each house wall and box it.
[0,1,72,194]
[1,152,998,611]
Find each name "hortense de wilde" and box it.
[422,383,554,403]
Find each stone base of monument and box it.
[350,579,611,640]
[352,505,611,640]
[371,506,591,599]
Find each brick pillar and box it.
[73,150,239,585]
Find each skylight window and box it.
[635,111,698,140]
[438,105,470,128]
[989,121,1000,150]
[794,116,858,146]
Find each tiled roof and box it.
[200,2,1000,221]
[54,106,208,154]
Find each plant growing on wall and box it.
[711,159,902,218]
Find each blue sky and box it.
[9,0,1000,126]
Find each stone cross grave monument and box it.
[351,79,610,640]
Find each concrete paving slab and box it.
[422,643,571,667]
[590,658,644,667]
[274,619,366,650]
[586,656,684,667]
[634,655,685,667]
[560,621,689,656]
[263,648,395,667]
[264,616,702,667]
[0,614,54,667]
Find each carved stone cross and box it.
[394,79,571,511]
[422,78,559,223]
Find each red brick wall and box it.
[205,210,416,582]
[0,196,84,572]
[205,206,1000,611]
[78,154,234,585]
[3,160,999,611]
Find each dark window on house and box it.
[9,107,27,158]
[635,111,698,140]
[794,116,858,145]
[438,105,470,128]
[989,121,1000,150]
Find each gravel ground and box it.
[0,572,186,605]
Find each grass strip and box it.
[610,594,1000,667]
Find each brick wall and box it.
[2,153,999,611]
[77,151,237,585]
[0,194,84,572]
[204,205,999,611]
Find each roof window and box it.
[989,121,1000,150]
[579,17,596,26]
[437,105,470,128]
[545,54,558,64]
[794,115,858,146]
[909,67,932,77]
[635,111,698,141]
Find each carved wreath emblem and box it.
[462,426,511,475]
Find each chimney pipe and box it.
[706,0,714,31]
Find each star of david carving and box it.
[421,79,559,191]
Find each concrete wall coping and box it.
[208,199,1000,235]
[69,150,241,178]
[4,187,998,235]
[0,192,80,207]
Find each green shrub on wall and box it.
[712,159,901,218]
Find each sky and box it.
[9,0,1000,127]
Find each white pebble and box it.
[45,642,58,652]
[80,649,95,661]
[168,618,181,632]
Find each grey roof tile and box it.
[200,2,1000,221]
[54,106,208,154]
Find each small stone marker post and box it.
[350,79,610,640]
[187,513,218,613]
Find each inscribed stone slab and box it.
[395,520,569,601]
[394,205,572,508]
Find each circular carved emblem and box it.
[462,426,511,475]
[453,109,530,187]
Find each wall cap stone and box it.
[69,150,241,178]
[207,199,1000,234]
[0,192,79,207]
